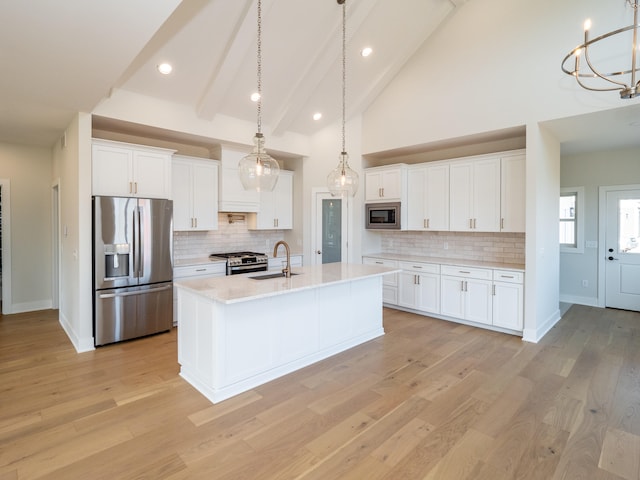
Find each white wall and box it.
[0,142,53,313]
[362,0,634,154]
[560,147,640,306]
[52,113,94,352]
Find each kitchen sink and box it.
[249,272,300,280]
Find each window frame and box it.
[560,186,585,254]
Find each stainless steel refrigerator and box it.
[93,196,173,346]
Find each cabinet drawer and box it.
[174,263,226,279]
[399,261,440,274]
[493,269,524,284]
[440,265,492,280]
[363,257,398,286]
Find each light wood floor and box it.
[1,305,640,479]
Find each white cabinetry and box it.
[92,139,173,198]
[397,261,440,314]
[363,256,398,305]
[173,262,226,325]
[406,162,449,231]
[440,265,493,325]
[218,146,260,212]
[500,153,526,232]
[492,269,524,330]
[449,157,501,232]
[172,156,219,231]
[365,165,407,202]
[248,171,293,230]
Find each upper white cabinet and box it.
[218,146,260,212]
[500,153,526,232]
[449,157,501,232]
[92,139,173,199]
[248,170,293,230]
[172,155,220,231]
[364,165,407,202]
[406,162,450,231]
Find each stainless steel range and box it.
[210,251,269,275]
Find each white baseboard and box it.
[559,294,599,307]
[522,307,561,343]
[59,311,95,353]
[8,299,52,314]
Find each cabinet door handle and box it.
[427,218,430,229]
[416,275,420,285]
[464,281,468,292]
[473,218,477,229]
[461,280,465,292]
[469,218,473,229]
[129,181,133,194]
[501,218,504,230]
[492,285,496,296]
[194,218,197,228]
[134,182,138,194]
[423,219,427,229]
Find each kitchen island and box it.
[174,262,398,403]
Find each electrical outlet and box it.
[582,280,588,288]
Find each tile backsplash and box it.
[379,231,525,264]
[173,213,286,261]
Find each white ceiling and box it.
[0,0,468,148]
[1,0,638,156]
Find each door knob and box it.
[608,256,619,261]
[316,250,322,254]
[608,248,614,253]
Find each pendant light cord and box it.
[341,0,346,154]
[256,0,263,135]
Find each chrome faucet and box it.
[273,240,291,278]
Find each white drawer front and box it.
[174,263,226,279]
[493,269,524,284]
[399,261,440,274]
[440,265,492,280]
[363,257,398,268]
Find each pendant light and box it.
[238,0,280,192]
[327,0,359,198]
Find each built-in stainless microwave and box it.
[365,202,401,230]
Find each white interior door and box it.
[605,189,640,311]
[313,191,347,265]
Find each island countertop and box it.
[174,262,399,304]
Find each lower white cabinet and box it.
[362,257,398,305]
[397,261,440,314]
[365,255,524,334]
[492,269,524,330]
[440,266,493,325]
[173,262,226,325]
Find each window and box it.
[560,187,584,253]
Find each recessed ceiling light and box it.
[361,47,373,57]
[313,112,322,121]
[157,63,173,75]
[250,92,261,102]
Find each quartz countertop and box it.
[174,262,399,304]
[363,252,525,271]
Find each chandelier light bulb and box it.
[250,92,261,102]
[583,18,592,31]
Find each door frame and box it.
[598,184,640,308]
[51,180,61,310]
[311,188,351,265]
[0,179,12,314]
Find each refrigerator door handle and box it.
[137,205,144,278]
[98,284,172,299]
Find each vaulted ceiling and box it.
[0,0,469,148]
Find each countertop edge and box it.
[363,252,525,272]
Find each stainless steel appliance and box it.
[365,202,401,230]
[209,252,268,275]
[93,196,173,346]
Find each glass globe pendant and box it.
[238,0,279,192]
[238,133,280,192]
[327,0,359,198]
[327,151,358,197]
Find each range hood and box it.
[218,145,260,213]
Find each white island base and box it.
[175,263,396,404]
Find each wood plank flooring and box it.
[1,305,640,479]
